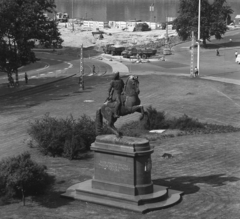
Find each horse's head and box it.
[124,75,140,96]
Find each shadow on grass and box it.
[29,174,75,208]
[153,174,240,195]
[32,175,92,208]
[76,152,94,160]
[32,190,75,208]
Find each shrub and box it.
[144,106,169,130]
[75,114,96,150]
[169,114,204,130]
[0,152,53,206]
[117,106,208,137]
[28,113,74,157]
[28,113,104,159]
[117,106,240,137]
[143,106,204,131]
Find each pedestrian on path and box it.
[194,66,198,77]
[216,49,220,56]
[8,75,14,87]
[92,65,96,74]
[235,51,238,58]
[25,72,28,84]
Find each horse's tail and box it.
[96,108,103,135]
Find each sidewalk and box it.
[100,53,240,86]
[93,55,129,74]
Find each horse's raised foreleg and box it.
[108,121,122,138]
[131,105,145,120]
[131,105,149,129]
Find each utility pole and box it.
[166,17,168,45]
[197,0,201,76]
[79,44,84,90]
[149,3,154,29]
[190,31,195,77]
[165,0,169,47]
[72,0,74,31]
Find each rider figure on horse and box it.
[108,72,125,118]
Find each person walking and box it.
[216,49,220,56]
[235,51,238,58]
[8,75,14,87]
[194,66,198,77]
[24,72,28,84]
[92,65,96,74]
[10,75,14,87]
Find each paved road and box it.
[3,29,240,87]
[32,52,113,77]
[0,52,113,85]
[119,29,240,82]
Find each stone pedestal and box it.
[62,135,183,213]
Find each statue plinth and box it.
[62,135,183,213]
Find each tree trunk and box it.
[15,70,19,85]
[203,39,207,47]
[13,41,19,85]
[21,186,25,206]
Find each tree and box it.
[0,152,53,206]
[173,0,233,46]
[0,0,63,84]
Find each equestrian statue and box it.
[95,72,147,137]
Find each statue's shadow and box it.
[153,174,240,195]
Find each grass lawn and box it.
[0,73,240,219]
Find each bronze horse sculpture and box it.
[96,75,147,137]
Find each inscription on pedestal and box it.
[94,153,134,185]
[98,160,131,172]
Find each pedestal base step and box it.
[61,180,183,213]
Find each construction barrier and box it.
[83,20,108,29]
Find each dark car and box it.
[121,47,157,58]
[121,47,138,58]
[103,45,125,56]
[140,48,157,58]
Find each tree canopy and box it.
[173,0,233,46]
[0,152,53,205]
[0,0,63,82]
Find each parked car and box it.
[235,54,240,64]
[163,48,172,55]
[140,48,157,58]
[103,45,125,56]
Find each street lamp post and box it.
[72,0,74,31]
[197,0,201,76]
[79,44,84,90]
